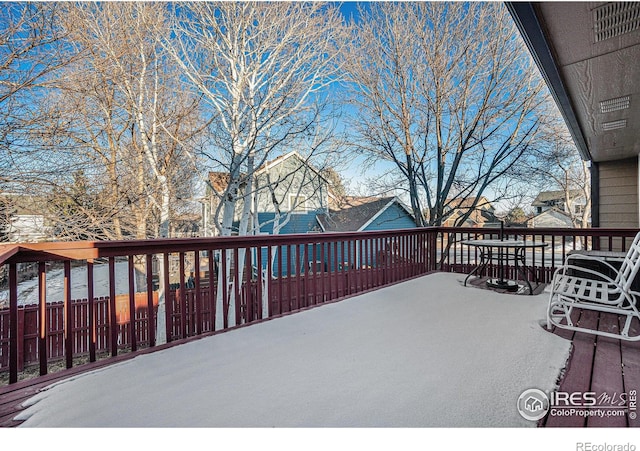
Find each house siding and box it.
[256,211,322,235]
[598,158,638,228]
[254,154,327,214]
[362,203,417,231]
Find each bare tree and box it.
[27,2,204,242]
[165,2,347,328]
[345,2,547,226]
[1,3,71,187]
[165,2,346,237]
[529,114,591,228]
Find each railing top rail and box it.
[2,227,638,266]
[437,227,639,237]
[0,227,434,265]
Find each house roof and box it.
[317,197,412,232]
[446,196,494,211]
[255,151,327,182]
[328,195,381,210]
[526,208,573,227]
[531,190,582,207]
[506,2,640,163]
[207,172,231,193]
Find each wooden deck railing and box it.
[0,229,436,384]
[436,227,639,283]
[1,226,638,385]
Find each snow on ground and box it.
[0,261,138,306]
[14,272,571,427]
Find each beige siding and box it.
[598,158,638,228]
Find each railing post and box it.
[128,255,137,352]
[64,260,73,369]
[38,262,48,376]
[108,257,118,357]
[267,246,273,316]
[163,253,171,342]
[179,251,186,338]
[8,263,19,382]
[194,251,202,335]
[257,246,264,318]
[146,254,155,348]
[88,260,96,362]
[208,249,216,331]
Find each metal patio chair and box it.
[547,232,640,341]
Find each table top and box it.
[461,239,549,249]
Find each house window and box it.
[289,194,307,212]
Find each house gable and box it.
[317,197,417,232]
[360,199,417,231]
[526,208,573,228]
[254,151,328,215]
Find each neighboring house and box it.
[6,215,50,242]
[442,197,499,227]
[201,172,235,237]
[170,214,201,238]
[201,151,329,236]
[531,190,586,216]
[253,151,329,235]
[299,196,417,275]
[202,152,417,237]
[317,196,417,233]
[0,193,51,243]
[526,208,573,228]
[201,154,418,275]
[530,189,590,228]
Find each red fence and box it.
[0,229,435,383]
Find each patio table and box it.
[461,239,549,295]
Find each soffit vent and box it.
[601,119,627,131]
[600,95,631,113]
[593,2,640,42]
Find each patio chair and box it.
[547,232,640,341]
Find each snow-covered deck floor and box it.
[14,272,571,427]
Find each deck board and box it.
[544,310,597,427]
[587,313,626,427]
[544,310,639,428]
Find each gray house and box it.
[202,151,330,236]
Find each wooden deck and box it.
[1,361,109,427]
[543,310,640,427]
[0,335,202,427]
[1,284,638,427]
